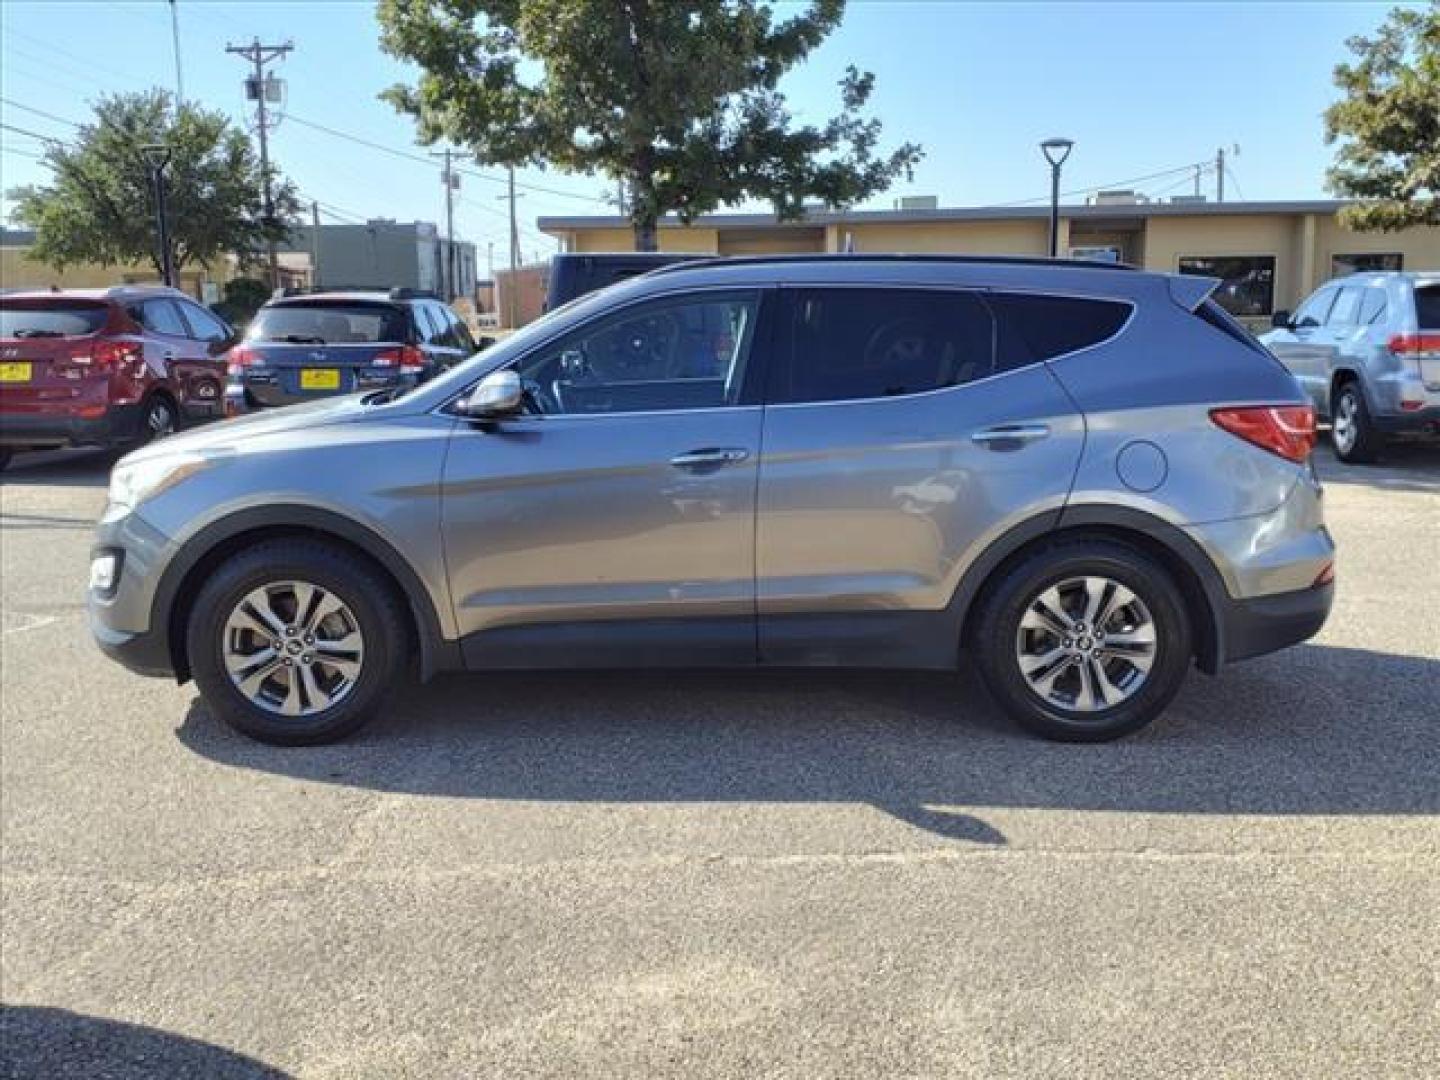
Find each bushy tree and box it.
[1325,3,1439,231]
[377,0,922,250]
[7,91,299,274]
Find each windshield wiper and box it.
[274,334,327,344]
[11,329,65,339]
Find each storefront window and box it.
[1332,253,1403,276]
[1178,255,1276,317]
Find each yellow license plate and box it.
[300,368,340,390]
[0,362,32,382]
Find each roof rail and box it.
[269,285,432,300]
[648,252,1138,275]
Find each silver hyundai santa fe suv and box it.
[90,255,1335,744]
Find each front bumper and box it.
[1221,581,1333,663]
[0,403,142,448]
[88,507,179,680]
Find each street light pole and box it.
[1040,137,1074,258]
[141,144,175,288]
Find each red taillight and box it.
[71,337,141,369]
[1210,404,1317,463]
[374,345,426,373]
[226,345,258,376]
[1386,332,1440,356]
[1312,561,1336,588]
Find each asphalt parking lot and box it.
[2,442,1437,1079]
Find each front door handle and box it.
[162,350,176,362]
[669,447,750,469]
[971,424,1051,448]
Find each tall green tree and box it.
[377,0,922,250]
[1324,3,1439,231]
[7,91,299,276]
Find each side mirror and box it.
[461,369,523,418]
[1270,310,1292,329]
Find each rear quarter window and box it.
[0,300,110,338]
[1415,286,1440,329]
[986,293,1132,371]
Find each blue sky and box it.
[0,0,1420,262]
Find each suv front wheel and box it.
[187,540,407,744]
[973,539,1193,742]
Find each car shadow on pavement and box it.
[0,447,114,489]
[1312,440,1440,494]
[177,642,1439,843]
[0,1005,291,1079]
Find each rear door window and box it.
[134,299,189,338]
[1359,289,1388,326]
[0,300,109,338]
[247,303,408,344]
[771,288,994,405]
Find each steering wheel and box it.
[520,376,558,415]
[863,318,930,371]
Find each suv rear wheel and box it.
[973,538,1192,742]
[136,394,177,447]
[187,540,406,744]
[1330,380,1381,464]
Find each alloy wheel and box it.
[146,399,176,440]
[221,581,365,717]
[1332,391,1357,455]
[1015,575,1157,713]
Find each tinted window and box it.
[427,303,461,348]
[136,299,188,337]
[1414,286,1440,329]
[179,301,231,342]
[1332,253,1402,276]
[772,289,992,405]
[1292,288,1337,329]
[0,300,109,338]
[516,291,759,415]
[1328,287,1362,327]
[1178,255,1276,317]
[247,303,408,344]
[1359,289,1388,326]
[987,293,1131,370]
[449,309,476,352]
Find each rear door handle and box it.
[971,424,1051,447]
[162,350,176,362]
[669,447,750,469]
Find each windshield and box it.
[247,302,407,344]
[1,300,109,339]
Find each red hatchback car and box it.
[0,286,235,470]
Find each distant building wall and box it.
[1,230,230,299]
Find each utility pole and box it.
[498,167,523,327]
[168,0,184,106]
[227,37,293,289]
[1216,147,1225,203]
[430,148,458,301]
[1193,164,1202,198]
[141,145,175,287]
[310,200,322,288]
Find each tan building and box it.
[539,198,1439,328]
[0,229,239,299]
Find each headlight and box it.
[107,453,208,510]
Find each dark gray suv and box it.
[90,255,1334,745]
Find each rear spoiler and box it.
[1168,274,1220,312]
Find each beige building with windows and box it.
[539,198,1439,328]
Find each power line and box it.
[0,98,84,131]
[1225,166,1246,201]
[985,160,1214,209]
[2,146,47,161]
[0,121,72,147]
[281,113,610,206]
[2,25,151,88]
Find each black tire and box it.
[1330,380,1382,464]
[971,538,1193,742]
[186,539,407,745]
[133,394,178,449]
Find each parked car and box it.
[90,254,1333,746]
[1260,272,1440,462]
[224,288,476,413]
[1,286,232,470]
[546,252,704,310]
